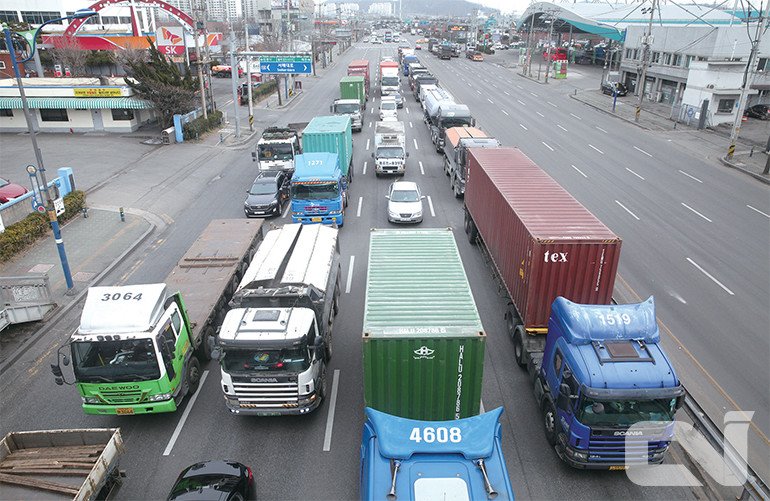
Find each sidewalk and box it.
[0,207,154,363]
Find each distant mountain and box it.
[354,0,499,18]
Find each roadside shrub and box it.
[183,110,223,140]
[0,190,86,262]
[253,79,278,99]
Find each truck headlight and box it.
[81,396,100,404]
[148,393,172,402]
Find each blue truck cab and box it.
[291,152,346,226]
[532,297,684,469]
[402,55,418,76]
[360,407,514,500]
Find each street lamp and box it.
[2,9,96,293]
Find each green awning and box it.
[0,97,153,110]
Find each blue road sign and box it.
[260,61,312,74]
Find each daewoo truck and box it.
[251,126,302,174]
[363,228,485,421]
[442,126,499,197]
[372,121,408,176]
[0,428,124,501]
[359,408,515,500]
[464,148,683,468]
[52,220,262,415]
[290,152,346,226]
[212,223,341,415]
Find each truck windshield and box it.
[441,117,473,129]
[577,396,678,427]
[382,77,399,86]
[222,348,309,373]
[291,182,340,200]
[335,103,360,114]
[258,143,293,161]
[71,339,160,383]
[377,146,404,158]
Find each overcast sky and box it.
[475,0,528,15]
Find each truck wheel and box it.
[543,401,558,446]
[513,326,527,368]
[187,357,201,396]
[325,315,334,361]
[443,158,450,176]
[464,211,478,244]
[196,326,214,361]
[333,285,340,316]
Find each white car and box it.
[386,181,424,224]
[379,97,398,120]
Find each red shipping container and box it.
[347,60,370,94]
[464,147,621,333]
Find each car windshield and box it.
[391,189,420,202]
[377,146,404,158]
[382,77,399,86]
[393,94,402,101]
[258,143,293,161]
[222,347,310,373]
[577,396,678,427]
[71,339,160,383]
[291,182,340,200]
[0,178,8,188]
[381,102,396,110]
[335,103,360,113]
[249,180,275,196]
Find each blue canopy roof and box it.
[551,296,660,345]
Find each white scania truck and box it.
[372,121,408,176]
[212,223,341,416]
[251,126,302,174]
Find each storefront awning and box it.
[0,97,153,110]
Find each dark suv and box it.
[244,170,289,217]
[601,81,628,96]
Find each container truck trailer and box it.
[347,60,371,99]
[302,115,354,182]
[443,126,499,197]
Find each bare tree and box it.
[49,36,88,76]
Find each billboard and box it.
[157,26,185,56]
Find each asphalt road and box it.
[0,40,763,500]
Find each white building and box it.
[368,3,393,16]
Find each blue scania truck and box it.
[290,152,346,226]
[530,297,684,469]
[360,407,515,500]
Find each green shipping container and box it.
[302,115,354,180]
[363,228,486,421]
[340,76,366,105]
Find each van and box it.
[379,97,398,121]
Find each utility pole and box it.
[193,1,207,119]
[727,2,770,159]
[245,23,253,130]
[544,12,555,83]
[635,0,656,122]
[229,24,241,138]
[524,12,535,77]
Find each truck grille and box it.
[588,433,669,463]
[232,381,299,408]
[98,389,144,404]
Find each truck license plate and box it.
[116,408,134,415]
[609,465,627,471]
[311,217,322,222]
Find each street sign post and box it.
[254,53,312,75]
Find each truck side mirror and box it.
[312,336,325,356]
[557,384,572,411]
[251,151,256,161]
[210,347,222,360]
[371,152,374,158]
[406,152,410,157]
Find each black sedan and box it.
[244,170,289,218]
[601,81,628,96]
[745,104,770,120]
[167,460,255,500]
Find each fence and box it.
[0,167,74,229]
[172,108,204,143]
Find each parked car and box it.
[244,170,289,218]
[745,104,770,120]
[372,38,382,44]
[379,97,398,120]
[601,81,628,96]
[393,92,404,109]
[386,181,424,224]
[363,37,370,43]
[0,177,28,203]
[167,460,255,501]
[467,50,484,61]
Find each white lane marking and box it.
[678,169,703,183]
[502,110,509,116]
[476,90,482,95]
[427,195,435,217]
[370,106,374,114]
[419,161,424,175]
[282,202,291,218]
[588,144,604,154]
[491,83,498,88]
[570,112,582,120]
[615,200,640,220]
[363,161,367,175]
[519,123,528,130]
[681,202,712,223]
[487,98,494,104]
[517,99,526,106]
[356,197,363,217]
[467,82,472,87]
[530,92,538,97]
[557,124,568,132]
[223,99,233,107]
[406,107,410,114]
[595,126,608,133]
[625,167,645,180]
[536,111,544,118]
[163,370,209,456]
[686,258,735,295]
[542,141,554,152]
[368,122,372,128]
[504,91,511,96]
[372,96,376,103]
[633,146,653,157]
[322,369,341,452]
[409,121,413,128]
[571,165,588,178]
[366,139,370,150]
[747,204,770,218]
[547,101,557,107]
[345,256,355,294]
[413,138,419,150]
[516,85,523,89]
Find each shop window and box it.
[40,109,69,122]
[111,109,135,121]
[21,11,62,24]
[632,48,639,60]
[758,58,770,72]
[651,51,661,64]
[717,99,736,113]
[625,48,633,59]
[685,55,695,68]
[0,10,19,23]
[663,53,672,65]
[0,109,13,117]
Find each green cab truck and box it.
[51,219,263,415]
[363,228,485,421]
[302,115,354,183]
